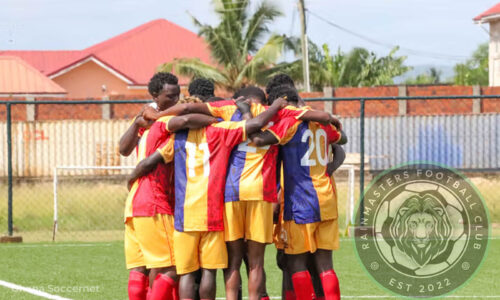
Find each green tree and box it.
[269,41,410,90]
[158,0,285,92]
[454,43,488,86]
[405,67,442,85]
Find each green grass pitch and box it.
[0,238,499,300]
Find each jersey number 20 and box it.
[300,129,328,166]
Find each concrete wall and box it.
[0,85,499,121]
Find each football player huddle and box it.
[119,72,347,300]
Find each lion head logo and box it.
[389,194,452,268]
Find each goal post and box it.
[337,164,356,229]
[52,165,134,241]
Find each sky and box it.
[0,0,497,68]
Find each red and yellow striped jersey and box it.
[268,117,341,224]
[158,120,247,232]
[124,116,175,221]
[207,100,308,202]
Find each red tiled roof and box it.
[1,19,212,86]
[474,3,500,22]
[82,19,212,85]
[0,50,84,76]
[0,56,66,94]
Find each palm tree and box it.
[269,41,410,90]
[158,0,285,92]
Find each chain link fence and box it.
[0,96,499,242]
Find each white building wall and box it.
[489,20,500,86]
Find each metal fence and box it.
[0,96,499,241]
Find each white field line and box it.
[1,243,113,248]
[0,280,72,300]
[216,297,500,299]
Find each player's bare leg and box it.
[259,269,269,299]
[313,249,340,300]
[224,239,245,300]
[199,268,217,299]
[128,267,149,300]
[179,272,197,299]
[246,240,266,300]
[243,251,269,300]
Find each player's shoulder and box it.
[207,99,235,108]
[284,105,310,112]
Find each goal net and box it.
[52,165,357,241]
[52,166,134,242]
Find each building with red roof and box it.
[474,3,500,23]
[0,19,212,98]
[474,3,500,86]
[0,56,66,96]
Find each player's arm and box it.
[251,131,279,147]
[119,115,151,156]
[298,110,338,126]
[337,129,348,145]
[143,103,212,121]
[127,152,164,190]
[327,144,346,176]
[166,113,218,132]
[245,97,287,135]
[235,98,253,120]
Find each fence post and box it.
[472,85,481,114]
[6,103,13,236]
[398,85,407,115]
[359,99,365,226]
[323,86,333,113]
[26,96,35,122]
[102,95,111,120]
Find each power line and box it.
[306,9,469,61]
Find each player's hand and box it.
[135,116,153,128]
[235,97,251,115]
[271,97,287,109]
[142,106,160,121]
[234,96,252,105]
[329,114,342,131]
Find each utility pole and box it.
[298,0,311,92]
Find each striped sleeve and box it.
[266,117,302,145]
[323,123,342,144]
[277,105,310,120]
[156,116,174,133]
[206,100,237,121]
[156,135,175,163]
